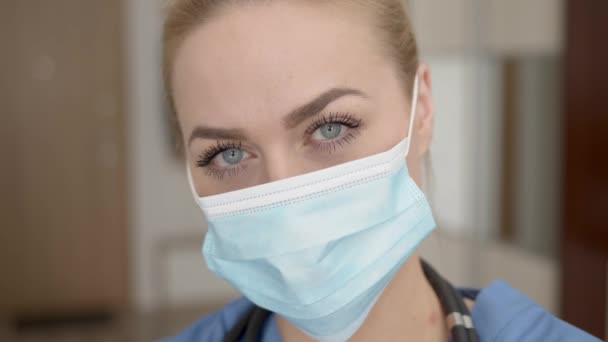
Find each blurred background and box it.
[1,0,606,341]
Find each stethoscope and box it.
[223,259,479,342]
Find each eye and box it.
[313,123,343,140]
[196,141,252,180]
[304,112,363,154]
[219,148,245,166]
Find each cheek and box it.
[364,109,411,154]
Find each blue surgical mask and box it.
[186,76,436,341]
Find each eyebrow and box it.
[282,87,368,129]
[188,127,247,146]
[187,87,367,146]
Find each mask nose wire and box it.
[404,75,420,158]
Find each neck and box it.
[276,253,449,342]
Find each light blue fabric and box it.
[470,280,599,341]
[161,280,599,342]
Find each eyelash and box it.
[304,112,363,153]
[196,112,363,178]
[196,141,242,168]
[196,141,245,180]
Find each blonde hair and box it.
[162,0,419,151]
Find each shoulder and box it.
[160,296,253,342]
[472,280,600,341]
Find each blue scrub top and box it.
[162,280,599,341]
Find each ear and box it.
[412,64,434,158]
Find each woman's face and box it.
[173,1,433,197]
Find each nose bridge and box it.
[261,144,297,183]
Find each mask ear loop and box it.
[404,75,420,157]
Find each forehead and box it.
[172,1,390,128]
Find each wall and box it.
[515,57,562,257]
[126,0,206,312]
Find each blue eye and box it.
[196,141,248,169]
[317,123,343,140]
[304,112,363,154]
[196,142,250,180]
[306,112,361,142]
[222,148,244,165]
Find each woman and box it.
[161,0,597,341]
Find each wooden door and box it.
[561,0,608,339]
[0,0,128,321]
